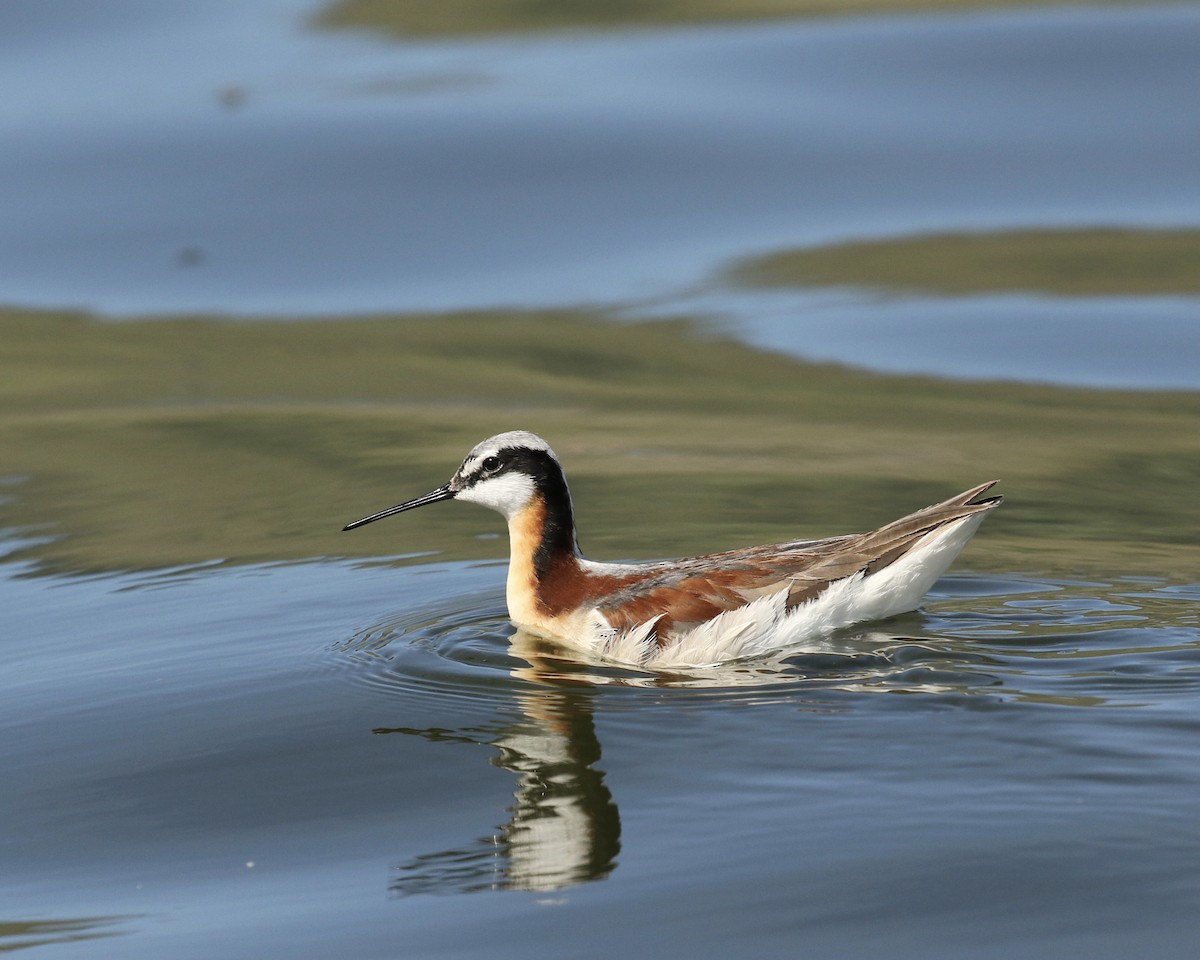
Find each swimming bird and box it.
[343,431,1001,668]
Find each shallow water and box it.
[3,555,1198,958]
[3,1,1200,957]
[2,2,1198,385]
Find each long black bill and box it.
[342,483,455,531]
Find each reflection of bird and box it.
[344,431,1000,666]
[381,687,620,896]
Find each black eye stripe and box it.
[464,445,553,482]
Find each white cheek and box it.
[456,473,536,518]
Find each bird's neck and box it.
[505,490,583,629]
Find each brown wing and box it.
[780,479,1002,605]
[594,481,1002,637]
[592,561,803,636]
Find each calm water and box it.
[3,2,1200,958]
[3,556,1199,958]
[2,1,1198,385]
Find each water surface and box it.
[2,3,1200,958]
[3,555,1198,959]
[2,2,1197,385]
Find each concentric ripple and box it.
[330,589,527,708]
[328,569,1200,712]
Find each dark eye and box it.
[481,456,502,474]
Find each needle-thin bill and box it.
[342,483,454,531]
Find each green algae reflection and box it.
[1,308,1197,579]
[729,228,1200,297]
[314,0,1169,39]
[0,916,133,953]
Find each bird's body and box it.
[345,431,1001,667]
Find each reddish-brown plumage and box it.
[535,555,738,641]
[516,480,1003,645]
[343,431,1001,650]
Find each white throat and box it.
[455,471,537,520]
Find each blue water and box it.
[1,1,1197,385]
[3,4,1200,958]
[3,556,1198,958]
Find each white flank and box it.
[591,511,988,668]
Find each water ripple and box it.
[326,571,1200,712]
[330,590,527,707]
